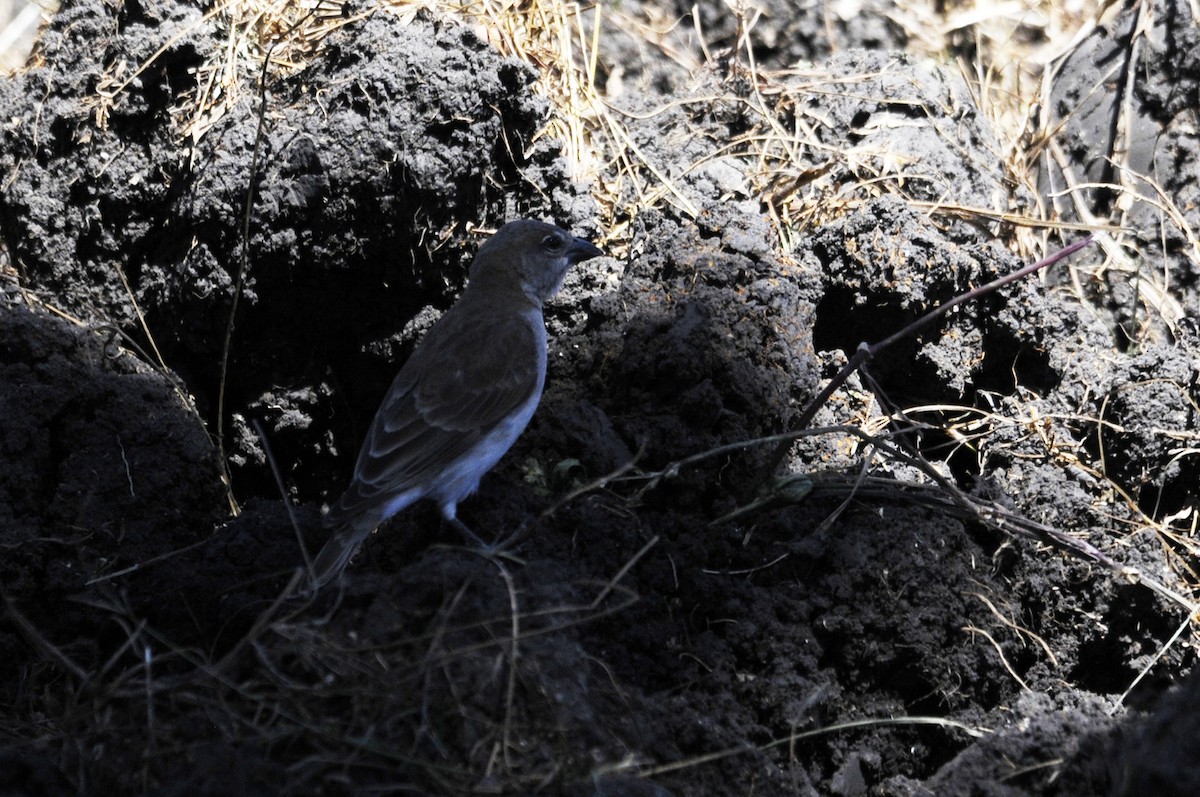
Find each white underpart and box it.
[378,486,425,522]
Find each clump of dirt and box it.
[2,0,1199,795]
[0,300,227,676]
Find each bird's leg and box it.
[446,516,487,547]
[444,517,525,564]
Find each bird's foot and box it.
[446,517,525,565]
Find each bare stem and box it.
[762,235,1097,478]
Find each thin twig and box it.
[216,9,320,514]
[252,418,311,576]
[761,236,1097,478]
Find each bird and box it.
[309,219,604,587]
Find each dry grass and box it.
[4,547,652,793]
[12,0,1193,317]
[73,0,1200,315]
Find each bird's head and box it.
[468,220,603,305]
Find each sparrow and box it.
[310,220,603,587]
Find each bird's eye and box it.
[542,234,565,252]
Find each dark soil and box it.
[2,0,1199,795]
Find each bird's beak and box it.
[567,237,604,265]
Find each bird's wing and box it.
[329,305,543,521]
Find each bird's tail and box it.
[308,515,375,589]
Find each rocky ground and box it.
[1,0,1199,794]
